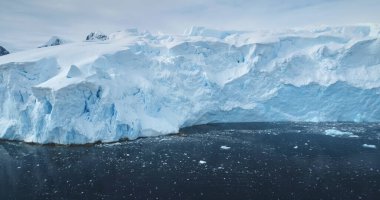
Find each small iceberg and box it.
[220,145,231,150]
[324,129,359,138]
[362,144,377,149]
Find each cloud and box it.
[0,0,379,51]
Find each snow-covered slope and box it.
[1,25,380,144]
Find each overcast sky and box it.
[1,0,379,51]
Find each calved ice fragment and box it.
[324,129,359,138]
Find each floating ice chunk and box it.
[159,138,171,142]
[293,145,298,149]
[220,145,231,150]
[66,65,82,78]
[362,144,377,149]
[199,160,207,164]
[99,142,122,147]
[324,129,359,138]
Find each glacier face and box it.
[0,25,380,144]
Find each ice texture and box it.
[1,25,380,144]
[66,65,82,78]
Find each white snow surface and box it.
[1,25,380,144]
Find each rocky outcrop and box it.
[85,32,108,41]
[0,46,9,56]
[39,36,66,48]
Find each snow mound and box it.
[39,36,67,48]
[0,25,380,144]
[0,46,9,56]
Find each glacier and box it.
[0,25,380,144]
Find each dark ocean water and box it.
[1,122,380,200]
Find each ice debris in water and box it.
[324,129,359,138]
[362,144,377,149]
[220,145,231,150]
[199,160,207,164]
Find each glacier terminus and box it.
[1,25,380,144]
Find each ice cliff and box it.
[0,25,380,144]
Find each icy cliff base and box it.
[1,25,380,144]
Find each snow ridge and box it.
[0,25,380,144]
